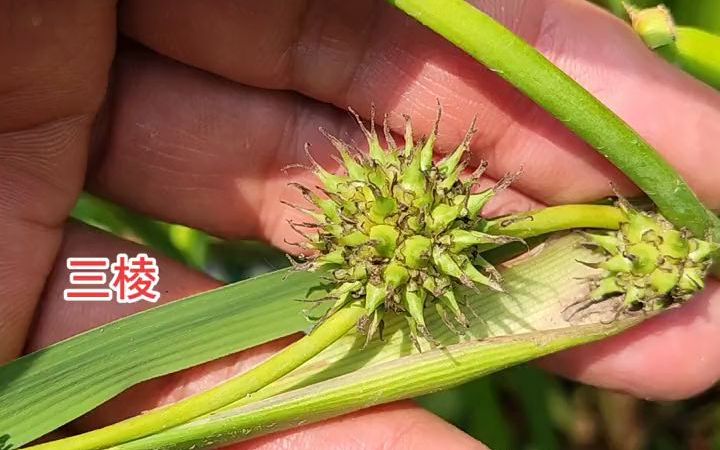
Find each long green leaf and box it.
[71,194,187,264]
[111,234,645,449]
[0,269,323,448]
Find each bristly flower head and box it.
[287,106,518,347]
[582,199,718,314]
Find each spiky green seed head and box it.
[291,108,516,345]
[583,199,718,311]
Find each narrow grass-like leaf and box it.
[111,234,647,449]
[72,194,187,264]
[0,269,323,448]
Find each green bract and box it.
[290,108,517,346]
[583,200,719,312]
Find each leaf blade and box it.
[0,269,321,447]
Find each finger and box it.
[0,0,115,362]
[119,0,720,207]
[90,50,539,251]
[230,402,487,450]
[30,224,485,450]
[540,281,720,401]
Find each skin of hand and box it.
[3,0,720,448]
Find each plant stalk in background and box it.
[388,0,720,242]
[627,4,720,89]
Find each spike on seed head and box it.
[471,160,489,180]
[292,105,518,344]
[402,114,414,157]
[438,116,476,177]
[419,108,441,172]
[383,113,397,152]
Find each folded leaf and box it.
[113,234,645,450]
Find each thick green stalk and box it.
[674,27,720,89]
[486,205,720,278]
[388,0,720,241]
[112,320,641,450]
[29,305,365,450]
[483,205,624,239]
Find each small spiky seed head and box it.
[583,199,718,311]
[289,107,516,345]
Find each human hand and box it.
[3,1,720,448]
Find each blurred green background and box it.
[71,1,719,448]
[599,0,720,33]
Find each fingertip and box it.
[541,281,720,400]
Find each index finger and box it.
[0,0,115,362]
[119,0,720,206]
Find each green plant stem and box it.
[30,304,365,450]
[388,0,720,241]
[627,5,720,90]
[483,205,625,239]
[111,320,642,450]
[673,27,720,89]
[486,205,720,278]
